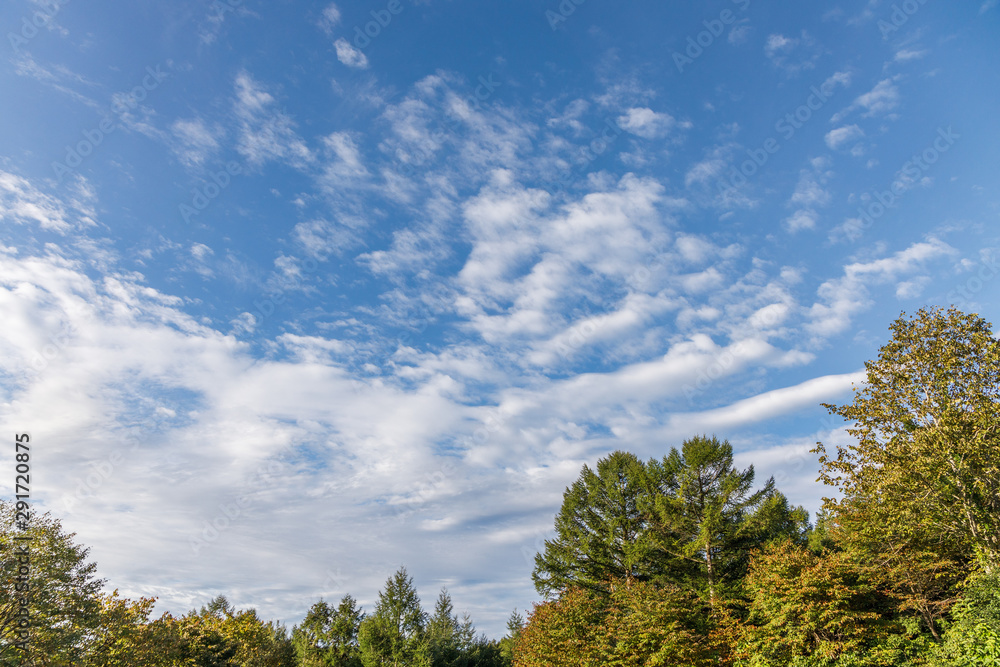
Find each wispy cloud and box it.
[170,118,223,169]
[825,124,864,151]
[233,71,313,169]
[334,38,369,69]
[784,158,832,232]
[616,107,679,139]
[807,238,957,337]
[832,78,900,123]
[319,3,342,32]
[764,31,821,74]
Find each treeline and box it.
[2,307,998,666]
[514,307,1000,666]
[0,505,520,665]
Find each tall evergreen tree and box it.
[358,567,429,667]
[292,595,364,667]
[645,434,807,606]
[498,609,524,664]
[531,450,678,597]
[426,588,461,666]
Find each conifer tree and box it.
[532,450,675,597]
[358,567,429,667]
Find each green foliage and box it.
[932,570,1000,666]
[807,510,837,555]
[79,591,165,667]
[532,443,808,605]
[532,450,672,597]
[292,595,365,667]
[514,579,716,666]
[815,307,1000,638]
[358,567,429,667]
[0,503,105,664]
[498,609,524,664]
[737,540,917,667]
[648,435,808,605]
[816,307,1000,572]
[425,588,462,666]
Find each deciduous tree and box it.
[815,307,1000,572]
[0,504,104,663]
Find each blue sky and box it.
[1,0,998,638]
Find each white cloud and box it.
[807,238,957,337]
[669,372,863,432]
[895,277,930,299]
[894,48,927,62]
[0,172,74,233]
[616,107,677,139]
[825,124,864,150]
[832,78,900,123]
[318,132,370,192]
[789,168,832,208]
[764,31,819,74]
[728,23,751,45]
[765,34,796,56]
[785,209,818,232]
[171,118,222,168]
[320,3,342,32]
[784,158,832,232]
[334,38,369,69]
[233,71,313,168]
[685,155,727,188]
[547,99,589,134]
[855,79,900,115]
